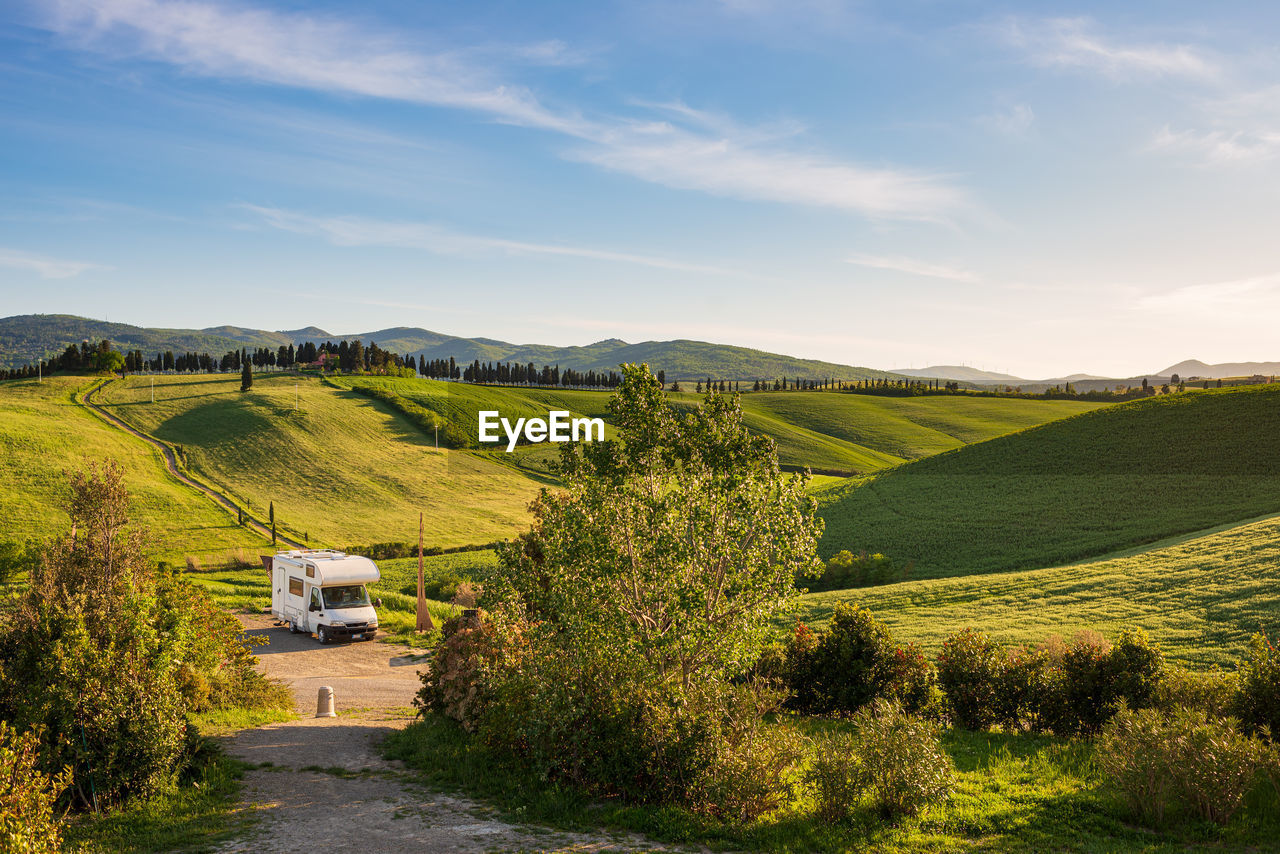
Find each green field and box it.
[95,374,544,548]
[339,376,1102,474]
[0,376,265,562]
[818,384,1280,574]
[799,511,1280,669]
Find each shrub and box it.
[997,645,1058,732]
[786,604,935,715]
[1235,632,1280,738]
[807,731,862,823]
[1099,706,1274,826]
[937,628,1003,730]
[1154,666,1238,717]
[850,699,954,819]
[1095,705,1180,825]
[416,612,506,731]
[0,721,70,854]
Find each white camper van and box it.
[269,550,380,644]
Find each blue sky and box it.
[2,0,1279,377]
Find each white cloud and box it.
[1138,272,1280,314]
[980,103,1035,138]
[244,205,737,276]
[1150,125,1280,165]
[44,0,968,221]
[846,253,980,283]
[1004,17,1217,80]
[0,247,98,278]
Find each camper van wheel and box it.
[317,626,331,645]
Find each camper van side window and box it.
[305,565,315,578]
[288,578,303,597]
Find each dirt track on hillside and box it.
[79,379,305,549]
[214,615,676,853]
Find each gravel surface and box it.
[216,615,676,853]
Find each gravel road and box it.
[215,615,675,853]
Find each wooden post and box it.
[415,512,434,632]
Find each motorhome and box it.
[268,550,380,644]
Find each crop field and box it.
[798,511,1280,669]
[0,376,265,562]
[818,384,1280,574]
[95,374,543,548]
[339,376,1101,474]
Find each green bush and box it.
[997,645,1058,732]
[935,628,1163,735]
[0,721,70,854]
[806,731,862,823]
[1058,628,1162,735]
[786,604,935,715]
[1154,666,1238,718]
[1235,632,1280,738]
[1095,705,1180,825]
[1098,705,1275,826]
[849,699,954,819]
[0,599,188,809]
[937,628,1003,730]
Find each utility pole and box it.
[151,375,154,403]
[434,423,438,450]
[415,512,434,632]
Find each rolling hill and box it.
[817,383,1280,576]
[798,511,1280,669]
[338,376,1105,475]
[0,376,266,562]
[92,373,544,548]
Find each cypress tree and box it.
[241,361,252,392]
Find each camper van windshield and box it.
[322,585,370,609]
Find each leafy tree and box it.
[494,363,823,690]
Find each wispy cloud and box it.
[44,0,968,221]
[1003,17,1217,80]
[1137,272,1280,314]
[0,247,99,278]
[846,253,980,283]
[244,205,738,276]
[979,103,1035,138]
[1150,125,1280,164]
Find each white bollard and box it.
[316,685,336,718]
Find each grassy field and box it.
[339,376,1102,474]
[0,376,266,562]
[798,511,1280,669]
[818,384,1280,573]
[95,374,544,548]
[385,711,1280,853]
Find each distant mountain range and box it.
[5,314,1276,388]
[0,314,906,382]
[895,360,1280,390]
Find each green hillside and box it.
[0,376,265,562]
[798,512,1280,669]
[94,374,543,548]
[339,376,1101,474]
[0,314,292,369]
[818,384,1280,575]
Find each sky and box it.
[2,0,1279,378]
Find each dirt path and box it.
[215,616,675,853]
[78,379,306,549]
